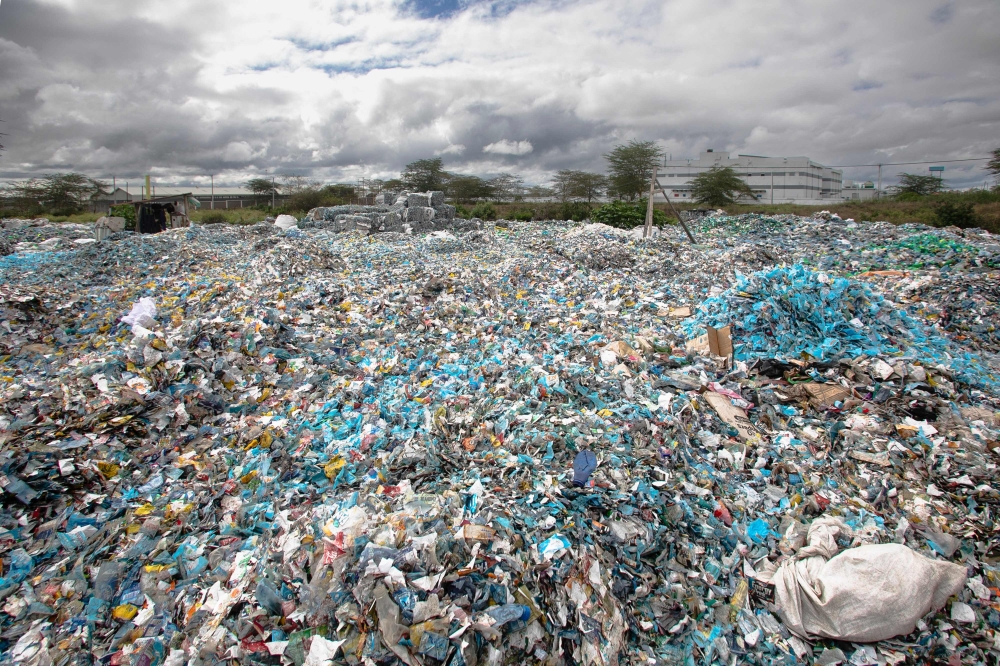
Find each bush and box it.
[560,202,593,222]
[455,204,471,219]
[934,201,979,229]
[200,211,228,225]
[470,202,497,221]
[109,204,136,230]
[893,191,925,202]
[591,199,666,229]
[511,209,533,222]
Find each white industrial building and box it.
[658,150,844,204]
[840,180,881,201]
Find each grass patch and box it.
[492,191,1000,233]
[34,212,103,224]
[189,209,267,226]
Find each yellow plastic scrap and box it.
[134,503,156,517]
[324,456,346,479]
[96,462,120,478]
[112,604,138,621]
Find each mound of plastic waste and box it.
[684,264,999,389]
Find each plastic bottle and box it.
[485,604,531,627]
[93,562,121,602]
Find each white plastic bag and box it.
[773,516,966,642]
[122,297,157,332]
[274,215,298,231]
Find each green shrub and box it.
[200,211,228,225]
[511,209,534,222]
[591,199,666,228]
[934,201,979,229]
[894,191,925,202]
[109,204,136,230]
[560,202,593,221]
[470,202,497,221]
[455,204,471,219]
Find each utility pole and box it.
[877,164,882,200]
[271,176,275,209]
[644,166,657,239]
[771,170,774,204]
[211,175,215,210]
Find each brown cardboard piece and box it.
[686,333,710,355]
[703,391,763,441]
[802,383,851,407]
[707,325,733,358]
[604,340,638,359]
[669,306,692,318]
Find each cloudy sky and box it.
[0,0,997,189]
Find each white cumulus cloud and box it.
[482,140,534,156]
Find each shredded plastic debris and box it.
[0,212,998,666]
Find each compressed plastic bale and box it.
[347,214,373,233]
[433,204,456,221]
[377,211,404,233]
[404,207,435,225]
[407,193,432,208]
[428,191,445,206]
[772,516,967,642]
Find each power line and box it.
[826,157,992,168]
[660,157,992,169]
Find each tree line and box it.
[4,146,998,218]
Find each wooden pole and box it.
[644,166,657,238]
[655,178,696,244]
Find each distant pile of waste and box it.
[301,190,461,234]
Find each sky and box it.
[0,0,998,190]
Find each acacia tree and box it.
[689,167,755,207]
[3,173,108,215]
[401,158,448,191]
[985,148,1000,184]
[553,170,607,202]
[892,173,944,197]
[246,177,278,205]
[279,175,314,195]
[447,175,493,204]
[488,173,524,202]
[604,140,663,201]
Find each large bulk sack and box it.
[773,517,966,643]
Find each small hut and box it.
[132,193,199,233]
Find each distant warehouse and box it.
[660,150,848,205]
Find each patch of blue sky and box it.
[852,80,883,92]
[284,36,358,53]
[400,0,537,20]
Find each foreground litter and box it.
[0,210,998,666]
